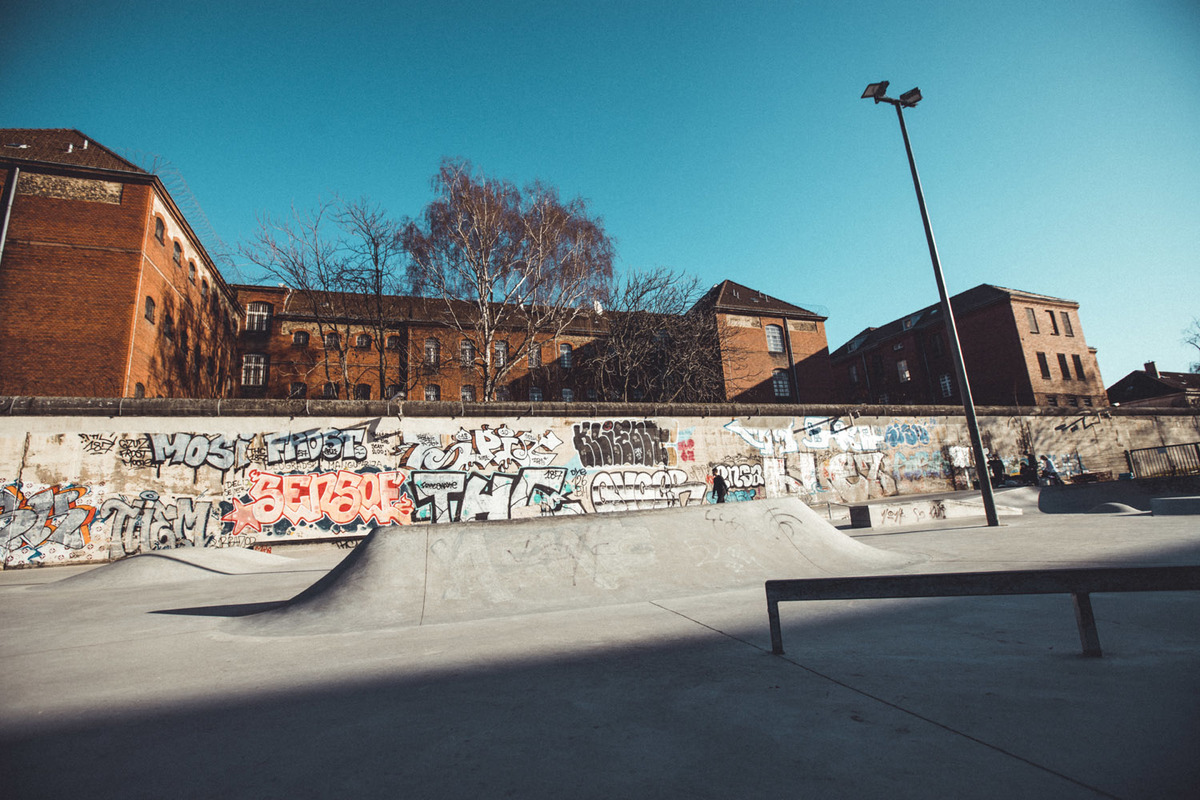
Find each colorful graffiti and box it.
[589,468,703,511]
[222,469,414,535]
[2,483,96,564]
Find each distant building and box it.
[1107,362,1200,408]
[691,280,833,404]
[0,129,241,398]
[829,285,1107,408]
[230,280,833,404]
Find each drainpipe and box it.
[0,167,19,267]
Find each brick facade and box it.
[0,129,241,399]
[830,285,1107,409]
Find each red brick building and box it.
[232,282,830,404]
[691,280,833,403]
[0,129,241,398]
[829,285,1107,408]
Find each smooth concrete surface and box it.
[236,498,919,636]
[2,487,1199,799]
[1151,495,1200,515]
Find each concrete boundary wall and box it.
[2,396,1197,569]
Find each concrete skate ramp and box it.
[52,548,295,589]
[235,498,920,636]
[1038,476,1200,513]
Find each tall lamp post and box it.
[861,81,999,527]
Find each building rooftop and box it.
[693,279,824,320]
[0,128,144,173]
[830,284,1079,360]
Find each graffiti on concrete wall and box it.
[99,491,215,553]
[573,420,669,467]
[222,469,413,535]
[400,424,562,471]
[2,482,96,566]
[588,468,705,511]
[724,420,800,457]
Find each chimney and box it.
[1144,361,1159,379]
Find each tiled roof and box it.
[0,128,144,173]
[830,284,1078,360]
[692,280,824,319]
[1153,371,1200,392]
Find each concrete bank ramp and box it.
[51,548,295,589]
[234,498,920,636]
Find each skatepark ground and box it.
[2,485,1198,799]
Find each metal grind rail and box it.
[766,565,1200,657]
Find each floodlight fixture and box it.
[861,81,889,103]
[899,87,922,107]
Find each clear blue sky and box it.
[4,1,1198,383]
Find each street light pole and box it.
[863,82,999,527]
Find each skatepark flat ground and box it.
[2,487,1198,799]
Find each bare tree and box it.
[241,200,410,399]
[403,159,614,401]
[588,268,736,403]
[1185,318,1200,373]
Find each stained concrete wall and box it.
[1,397,1197,568]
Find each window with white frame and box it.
[529,386,543,402]
[461,339,475,367]
[559,343,573,368]
[939,373,953,397]
[293,331,309,346]
[325,331,340,349]
[461,385,476,402]
[561,388,574,402]
[245,302,271,332]
[424,384,440,401]
[425,338,440,366]
[494,340,508,366]
[528,343,542,368]
[765,324,784,353]
[356,334,371,349]
[241,354,267,387]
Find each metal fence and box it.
[1126,442,1200,478]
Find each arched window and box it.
[154,217,165,244]
[188,261,196,283]
[386,384,404,400]
[172,241,182,266]
[386,335,402,351]
[324,331,340,349]
[200,279,209,298]
[460,339,475,367]
[765,324,784,353]
[144,296,156,323]
[354,383,371,400]
[245,301,272,332]
[162,313,175,340]
[134,382,146,398]
[559,343,573,369]
[772,369,791,398]
[424,384,441,401]
[322,382,339,399]
[293,331,309,346]
[424,338,440,366]
[356,334,371,349]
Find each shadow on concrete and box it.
[5,580,1200,800]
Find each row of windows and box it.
[1025,308,1075,337]
[1036,352,1087,382]
[1045,394,1094,408]
[154,216,211,297]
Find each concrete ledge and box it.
[1151,496,1200,515]
[849,497,1022,528]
